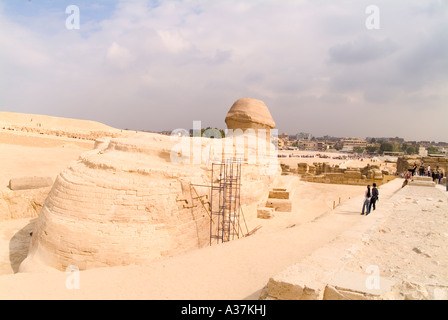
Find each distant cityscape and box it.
[276,132,448,156]
[143,128,448,156]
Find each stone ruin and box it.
[20,98,282,272]
[282,162,395,186]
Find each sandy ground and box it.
[0,132,94,191]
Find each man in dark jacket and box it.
[368,183,379,213]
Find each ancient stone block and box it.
[261,264,328,300]
[269,188,289,199]
[9,176,53,190]
[266,198,292,212]
[344,170,361,179]
[323,270,395,300]
[257,207,275,219]
[408,178,436,187]
[297,163,309,174]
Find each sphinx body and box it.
[20,98,280,272]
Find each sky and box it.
[0,0,447,142]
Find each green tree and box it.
[405,146,417,155]
[353,147,365,154]
[402,143,408,152]
[379,142,393,154]
[427,146,439,154]
[366,145,379,154]
[201,127,225,139]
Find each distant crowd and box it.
[278,153,372,161]
[403,163,445,184]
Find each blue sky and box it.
[0,0,447,142]
[2,0,118,21]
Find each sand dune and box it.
[0,111,118,133]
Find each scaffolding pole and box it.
[210,158,243,245]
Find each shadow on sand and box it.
[9,218,37,273]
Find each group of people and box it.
[409,163,444,184]
[361,183,379,215]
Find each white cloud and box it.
[157,29,191,54]
[106,42,134,69]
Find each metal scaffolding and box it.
[209,158,244,245]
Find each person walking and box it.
[369,183,379,213]
[361,185,371,215]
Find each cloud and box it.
[328,35,399,65]
[106,42,134,69]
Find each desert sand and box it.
[0,109,447,300]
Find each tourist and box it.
[369,183,379,213]
[439,173,444,184]
[427,165,431,177]
[419,164,425,176]
[361,185,371,215]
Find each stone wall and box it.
[286,162,395,187]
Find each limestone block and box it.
[409,176,436,187]
[280,164,290,173]
[297,163,309,174]
[323,270,395,300]
[344,170,361,179]
[268,188,289,199]
[412,176,433,182]
[326,173,344,182]
[0,187,51,221]
[266,198,292,212]
[408,181,436,187]
[257,207,275,219]
[262,264,329,300]
[373,169,383,179]
[9,176,53,191]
